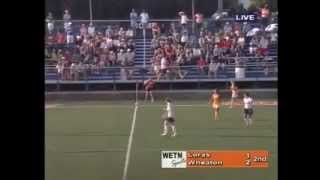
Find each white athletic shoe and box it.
[171,133,176,137]
[161,133,167,136]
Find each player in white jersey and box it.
[161,98,177,137]
[243,93,254,127]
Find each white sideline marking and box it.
[45,104,60,109]
[122,104,138,180]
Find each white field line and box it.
[122,104,138,180]
[45,101,277,109]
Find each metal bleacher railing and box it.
[45,56,278,84]
[45,18,278,84]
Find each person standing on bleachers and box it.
[88,23,95,38]
[46,12,54,34]
[140,10,149,30]
[194,12,204,35]
[63,10,72,34]
[179,11,188,32]
[259,3,270,28]
[130,9,138,34]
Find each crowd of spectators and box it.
[149,3,277,79]
[45,3,277,81]
[45,10,136,80]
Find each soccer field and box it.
[45,100,277,180]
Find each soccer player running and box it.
[209,89,221,121]
[243,92,254,127]
[230,81,239,108]
[161,98,177,137]
[144,78,155,103]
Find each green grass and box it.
[45,101,277,180]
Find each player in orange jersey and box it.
[209,89,221,121]
[229,81,239,108]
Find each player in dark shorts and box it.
[243,93,254,127]
[144,78,155,103]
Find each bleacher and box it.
[45,19,277,82]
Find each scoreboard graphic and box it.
[161,150,269,168]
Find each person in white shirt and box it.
[181,32,188,47]
[63,10,71,22]
[237,34,245,49]
[56,62,64,80]
[66,32,74,44]
[70,62,77,80]
[179,11,188,30]
[243,93,254,127]
[80,24,87,36]
[223,22,232,33]
[140,10,149,29]
[161,98,177,137]
[46,12,54,33]
[130,9,138,29]
[63,10,72,33]
[208,60,218,78]
[88,23,95,37]
[160,56,168,77]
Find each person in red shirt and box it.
[151,23,161,39]
[197,56,208,75]
[164,44,174,64]
[56,32,65,45]
[144,78,156,103]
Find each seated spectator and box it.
[126,48,135,66]
[126,28,134,38]
[197,56,207,74]
[125,49,135,79]
[249,36,259,56]
[70,62,77,80]
[64,21,72,34]
[105,25,113,37]
[223,22,232,34]
[118,27,126,39]
[80,24,87,37]
[242,22,251,33]
[237,33,245,49]
[160,55,168,79]
[258,35,269,57]
[270,32,277,43]
[56,32,65,46]
[50,49,58,62]
[208,60,218,78]
[181,32,188,47]
[151,38,159,50]
[108,50,117,65]
[185,48,193,64]
[46,33,56,46]
[66,31,74,45]
[117,49,127,66]
[56,62,64,80]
